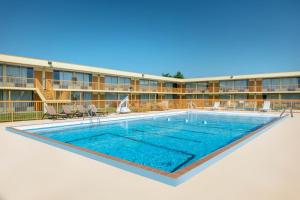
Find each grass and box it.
[0,112,44,122]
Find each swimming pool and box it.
[8,111,280,185]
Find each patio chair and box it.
[260,101,271,112]
[42,105,67,119]
[62,105,76,118]
[76,104,88,117]
[88,104,108,116]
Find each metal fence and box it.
[0,99,299,122]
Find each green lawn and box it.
[0,112,44,122]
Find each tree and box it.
[173,71,184,79]
[162,71,185,79]
[162,73,172,77]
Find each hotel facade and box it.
[0,54,300,119]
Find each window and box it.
[185,83,197,88]
[220,80,248,91]
[53,70,73,81]
[262,94,279,100]
[234,80,248,88]
[6,65,33,85]
[149,80,158,87]
[281,78,298,90]
[263,78,299,91]
[149,94,156,102]
[197,82,208,90]
[118,77,131,91]
[186,94,194,99]
[220,81,233,89]
[197,94,209,99]
[281,94,300,99]
[105,93,118,100]
[140,79,149,87]
[165,82,174,88]
[185,83,197,92]
[118,77,130,85]
[62,71,72,81]
[83,92,92,100]
[0,65,3,83]
[53,70,60,80]
[53,70,74,88]
[220,94,231,99]
[11,91,33,100]
[164,94,174,99]
[0,90,8,100]
[74,72,92,88]
[234,94,247,100]
[140,94,149,102]
[71,92,81,101]
[118,93,129,100]
[76,72,84,82]
[105,76,118,85]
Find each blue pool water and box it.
[28,112,276,173]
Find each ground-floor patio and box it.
[0,111,299,200]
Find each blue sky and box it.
[1,0,299,78]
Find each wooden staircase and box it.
[34,79,56,101]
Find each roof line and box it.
[0,53,299,82]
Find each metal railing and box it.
[0,76,35,88]
[1,77,299,94]
[0,99,299,122]
[262,84,300,92]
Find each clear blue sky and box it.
[1,0,299,78]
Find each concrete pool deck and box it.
[0,111,299,200]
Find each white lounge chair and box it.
[211,101,220,110]
[260,101,271,112]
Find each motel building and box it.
[0,53,299,120]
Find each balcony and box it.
[52,80,93,90]
[219,86,250,93]
[262,85,300,92]
[161,87,182,93]
[138,85,158,92]
[104,83,131,92]
[0,76,35,88]
[49,79,132,92]
[185,88,209,93]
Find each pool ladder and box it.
[280,107,293,118]
[86,110,101,124]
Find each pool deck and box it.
[0,111,299,200]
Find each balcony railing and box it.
[52,80,93,90]
[185,88,210,93]
[160,87,182,93]
[0,99,299,122]
[1,77,300,94]
[219,86,250,93]
[262,85,300,92]
[104,83,131,92]
[0,76,35,88]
